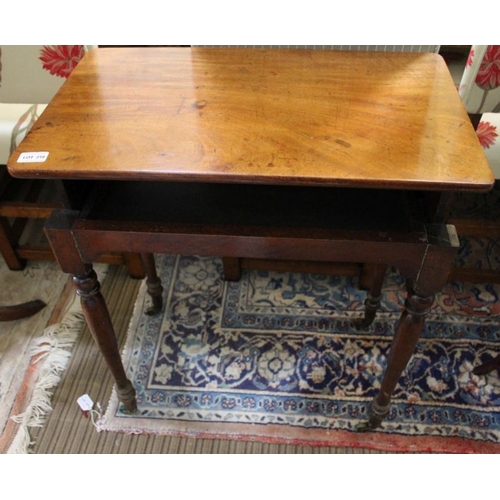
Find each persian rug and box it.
[0,258,107,453]
[98,250,500,453]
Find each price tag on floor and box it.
[77,394,94,411]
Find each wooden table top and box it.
[8,47,494,191]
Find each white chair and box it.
[453,46,500,375]
[447,46,500,285]
[458,45,500,177]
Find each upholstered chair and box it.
[448,46,500,281]
[452,46,500,375]
[458,45,500,178]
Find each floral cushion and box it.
[0,45,90,164]
[459,46,500,114]
[477,112,500,178]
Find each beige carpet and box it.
[0,259,78,453]
[0,258,108,453]
[28,263,384,454]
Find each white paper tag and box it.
[77,394,94,411]
[17,151,49,163]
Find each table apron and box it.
[69,226,432,278]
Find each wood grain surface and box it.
[8,47,494,191]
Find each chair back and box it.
[459,46,500,114]
[0,45,92,104]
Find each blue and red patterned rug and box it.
[97,246,500,453]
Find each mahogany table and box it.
[7,48,494,429]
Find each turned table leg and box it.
[356,263,387,329]
[222,257,241,281]
[74,266,137,413]
[358,224,459,430]
[361,288,434,430]
[45,211,138,412]
[141,253,163,315]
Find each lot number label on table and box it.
[17,152,49,163]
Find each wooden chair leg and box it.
[0,217,26,270]
[359,263,376,290]
[0,300,46,321]
[122,252,146,279]
[473,354,500,376]
[222,257,241,281]
[141,253,163,315]
[356,263,387,328]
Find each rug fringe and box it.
[6,266,108,454]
